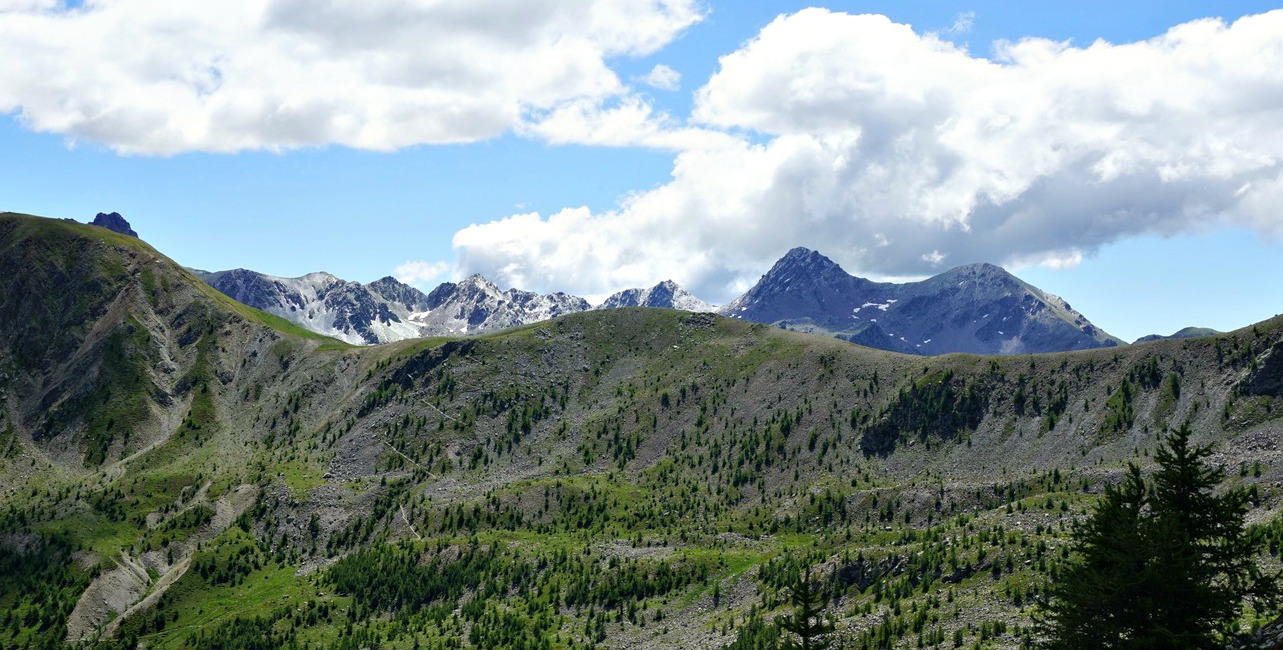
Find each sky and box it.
[3,1,1283,343]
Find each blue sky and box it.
[3,1,1283,343]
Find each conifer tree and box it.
[1040,465,1151,649]
[778,571,833,650]
[1039,424,1277,649]
[1145,424,1273,648]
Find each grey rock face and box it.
[368,276,433,312]
[417,275,590,334]
[90,212,138,238]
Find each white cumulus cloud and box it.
[521,94,738,151]
[640,63,682,91]
[394,260,451,287]
[0,0,704,154]
[453,8,1283,303]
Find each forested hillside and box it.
[1,213,1280,649]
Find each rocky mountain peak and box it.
[410,275,589,335]
[771,247,843,277]
[90,212,137,237]
[423,275,503,311]
[452,274,505,303]
[720,249,1121,355]
[459,273,493,286]
[719,247,876,325]
[934,262,1019,286]
[648,281,678,302]
[368,276,431,312]
[750,247,862,299]
[297,271,343,288]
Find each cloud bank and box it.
[454,9,1283,301]
[6,4,1283,301]
[0,0,703,153]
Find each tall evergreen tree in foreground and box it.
[1039,424,1277,649]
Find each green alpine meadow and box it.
[1,212,1280,649]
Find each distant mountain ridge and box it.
[192,269,425,345]
[193,269,597,344]
[595,280,714,312]
[718,248,1122,355]
[1134,327,1221,344]
[195,248,1122,355]
[415,274,590,336]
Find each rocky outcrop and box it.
[90,212,137,237]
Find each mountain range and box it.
[596,278,714,312]
[197,248,1125,356]
[192,269,591,345]
[85,211,1219,355]
[1,211,1281,649]
[193,267,727,346]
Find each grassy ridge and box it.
[0,212,347,347]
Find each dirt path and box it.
[400,503,423,541]
[380,435,433,474]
